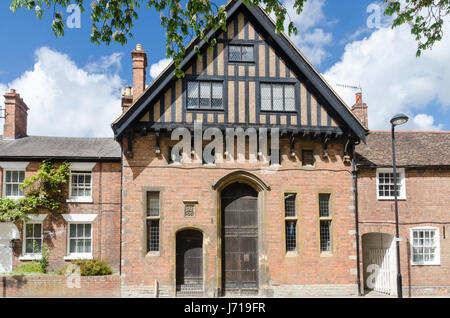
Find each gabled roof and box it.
[0,136,121,161]
[356,131,450,167]
[112,0,368,142]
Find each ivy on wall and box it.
[0,160,71,222]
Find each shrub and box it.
[38,244,49,273]
[58,259,112,276]
[12,261,44,275]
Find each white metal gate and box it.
[368,247,396,295]
[0,239,13,273]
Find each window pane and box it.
[199,82,211,108]
[187,81,199,108]
[148,220,160,252]
[147,192,160,217]
[241,46,254,61]
[19,170,25,182]
[34,224,41,237]
[85,224,91,238]
[284,85,295,111]
[26,239,34,253]
[5,171,12,182]
[261,84,271,110]
[70,239,76,253]
[284,194,296,217]
[77,224,84,237]
[85,239,91,253]
[211,82,223,109]
[319,194,331,217]
[285,221,297,252]
[272,84,284,111]
[229,45,241,61]
[12,171,19,182]
[5,184,12,197]
[320,220,332,252]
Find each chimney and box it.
[131,43,147,101]
[351,92,368,128]
[2,89,29,139]
[121,86,133,113]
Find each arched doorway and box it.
[176,229,203,296]
[362,232,397,296]
[221,182,258,295]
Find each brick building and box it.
[0,0,448,298]
[0,89,122,273]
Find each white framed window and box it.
[62,214,96,260]
[0,162,29,199]
[20,214,47,260]
[68,162,95,203]
[261,83,296,112]
[410,227,440,266]
[376,168,406,200]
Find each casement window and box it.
[261,83,296,112]
[410,227,440,266]
[319,194,332,253]
[68,163,95,202]
[147,192,160,253]
[284,193,298,253]
[376,168,406,200]
[302,149,314,167]
[24,222,42,255]
[3,170,25,198]
[229,44,254,62]
[187,81,223,109]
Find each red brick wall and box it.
[121,134,358,296]
[357,167,450,294]
[0,275,120,297]
[0,161,122,273]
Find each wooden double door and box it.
[221,182,258,295]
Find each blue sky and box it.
[0,0,449,137]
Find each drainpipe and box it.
[351,142,362,296]
[119,141,124,276]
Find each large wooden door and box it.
[221,182,258,295]
[176,230,203,296]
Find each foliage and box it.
[384,0,450,56]
[0,160,71,222]
[11,261,45,274]
[38,243,50,273]
[57,259,113,276]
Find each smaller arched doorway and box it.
[362,232,397,296]
[176,229,203,296]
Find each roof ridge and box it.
[370,130,450,134]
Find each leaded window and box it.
[284,193,297,253]
[319,193,332,253]
[4,170,25,198]
[229,45,254,62]
[187,81,223,109]
[147,192,160,252]
[261,83,296,112]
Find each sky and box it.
[0,0,449,137]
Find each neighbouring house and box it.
[1,0,448,299]
[0,89,122,274]
[355,129,450,296]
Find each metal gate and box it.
[176,230,203,296]
[368,247,396,295]
[221,182,258,296]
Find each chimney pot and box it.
[136,44,143,51]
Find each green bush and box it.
[12,261,44,275]
[58,259,112,276]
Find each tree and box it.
[9,0,450,77]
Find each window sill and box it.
[64,254,93,261]
[285,251,299,258]
[145,251,160,258]
[320,252,334,258]
[377,197,406,201]
[67,197,93,203]
[19,255,42,261]
[2,196,25,201]
[411,262,440,266]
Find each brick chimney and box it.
[121,86,133,114]
[2,89,29,139]
[351,92,368,128]
[131,44,147,101]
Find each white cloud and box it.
[84,52,123,74]
[149,58,172,79]
[282,0,333,65]
[324,21,450,131]
[411,114,444,131]
[0,47,123,137]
